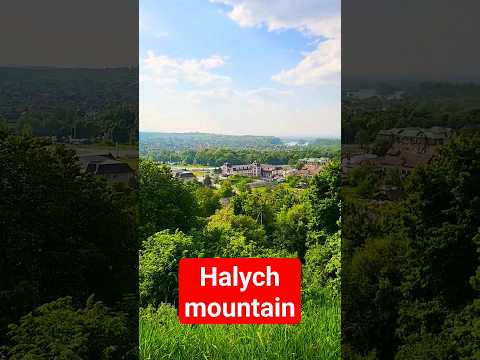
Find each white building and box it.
[221,162,287,179]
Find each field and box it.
[140,296,340,360]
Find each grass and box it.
[140,296,340,360]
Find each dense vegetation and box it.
[0,67,138,143]
[0,67,137,118]
[140,297,340,360]
[140,132,285,151]
[0,132,138,358]
[342,133,480,359]
[138,158,341,359]
[343,82,480,144]
[140,132,339,166]
[142,145,340,167]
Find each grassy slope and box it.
[140,297,340,360]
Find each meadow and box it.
[140,296,340,360]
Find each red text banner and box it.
[179,258,301,324]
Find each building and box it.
[343,127,454,179]
[174,170,196,182]
[377,127,453,150]
[78,154,135,184]
[221,161,261,177]
[299,157,330,166]
[221,162,288,180]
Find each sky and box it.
[140,0,340,138]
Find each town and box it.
[342,126,453,179]
[172,157,330,187]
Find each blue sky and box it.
[140,0,340,137]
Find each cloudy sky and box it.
[140,0,340,137]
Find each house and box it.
[221,162,262,177]
[299,157,329,166]
[343,127,454,179]
[376,127,453,150]
[78,154,134,184]
[221,162,288,180]
[174,171,196,182]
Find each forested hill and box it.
[140,132,282,151]
[140,132,340,166]
[0,66,138,120]
[140,132,339,151]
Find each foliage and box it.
[191,183,221,218]
[5,296,131,360]
[307,160,341,237]
[140,299,340,360]
[343,134,480,359]
[140,230,200,307]
[303,229,341,298]
[140,134,340,167]
[0,134,137,347]
[138,159,198,240]
[137,154,342,358]
[218,180,235,198]
[274,203,310,258]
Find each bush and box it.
[140,230,200,307]
[6,296,130,360]
[303,230,341,299]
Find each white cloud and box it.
[142,51,230,87]
[273,37,340,86]
[211,0,340,86]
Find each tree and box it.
[218,180,234,198]
[0,134,136,346]
[203,174,212,187]
[303,229,341,299]
[274,203,310,258]
[307,160,341,236]
[6,296,131,360]
[138,159,198,240]
[204,208,267,255]
[192,184,220,218]
[139,230,199,307]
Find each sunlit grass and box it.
[140,296,340,360]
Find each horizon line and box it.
[139,130,340,139]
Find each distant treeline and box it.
[140,132,340,152]
[140,132,283,151]
[1,105,138,144]
[143,145,340,166]
[0,67,138,143]
[0,67,137,119]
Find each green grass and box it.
[140,296,340,360]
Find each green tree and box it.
[6,296,131,360]
[139,230,199,307]
[307,160,341,236]
[0,134,136,345]
[139,159,198,240]
[274,203,310,258]
[303,229,341,298]
[203,174,212,187]
[204,208,267,256]
[193,185,220,218]
[218,180,234,197]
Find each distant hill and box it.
[140,132,282,151]
[140,132,339,152]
